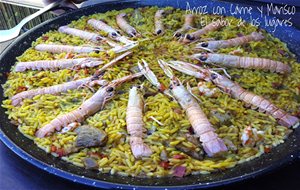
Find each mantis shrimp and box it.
[14,58,103,72]
[35,72,143,138]
[179,21,224,43]
[126,86,153,158]
[116,13,140,37]
[195,32,265,51]
[12,51,132,106]
[191,52,291,74]
[154,10,165,35]
[138,59,228,157]
[166,60,299,128]
[88,19,134,44]
[173,14,194,38]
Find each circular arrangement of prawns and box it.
[10,9,299,162]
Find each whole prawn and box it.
[58,25,105,43]
[195,32,265,51]
[35,72,143,138]
[13,51,133,106]
[15,58,103,72]
[154,10,165,35]
[58,25,119,47]
[138,59,227,157]
[126,86,152,158]
[191,52,291,74]
[167,60,299,128]
[180,21,224,43]
[173,14,194,38]
[210,72,299,128]
[35,44,103,54]
[88,19,134,44]
[12,77,91,106]
[116,13,140,37]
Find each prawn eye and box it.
[106,87,114,92]
[96,36,102,41]
[211,73,218,80]
[199,55,207,61]
[111,32,117,37]
[201,42,208,47]
[156,29,162,35]
[186,34,195,40]
[175,33,181,37]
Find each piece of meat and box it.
[83,157,98,169]
[75,125,107,148]
[160,149,168,161]
[175,143,203,160]
[172,166,186,177]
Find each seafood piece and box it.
[58,25,120,47]
[83,158,98,169]
[116,13,140,37]
[210,72,299,128]
[180,21,224,43]
[35,72,143,138]
[196,81,218,97]
[15,58,103,72]
[241,126,264,147]
[75,125,107,147]
[154,10,165,35]
[126,86,152,158]
[35,44,103,54]
[167,60,299,128]
[173,14,194,38]
[139,59,227,157]
[88,19,134,44]
[195,32,265,51]
[191,53,291,74]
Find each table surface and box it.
[1,1,300,189]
